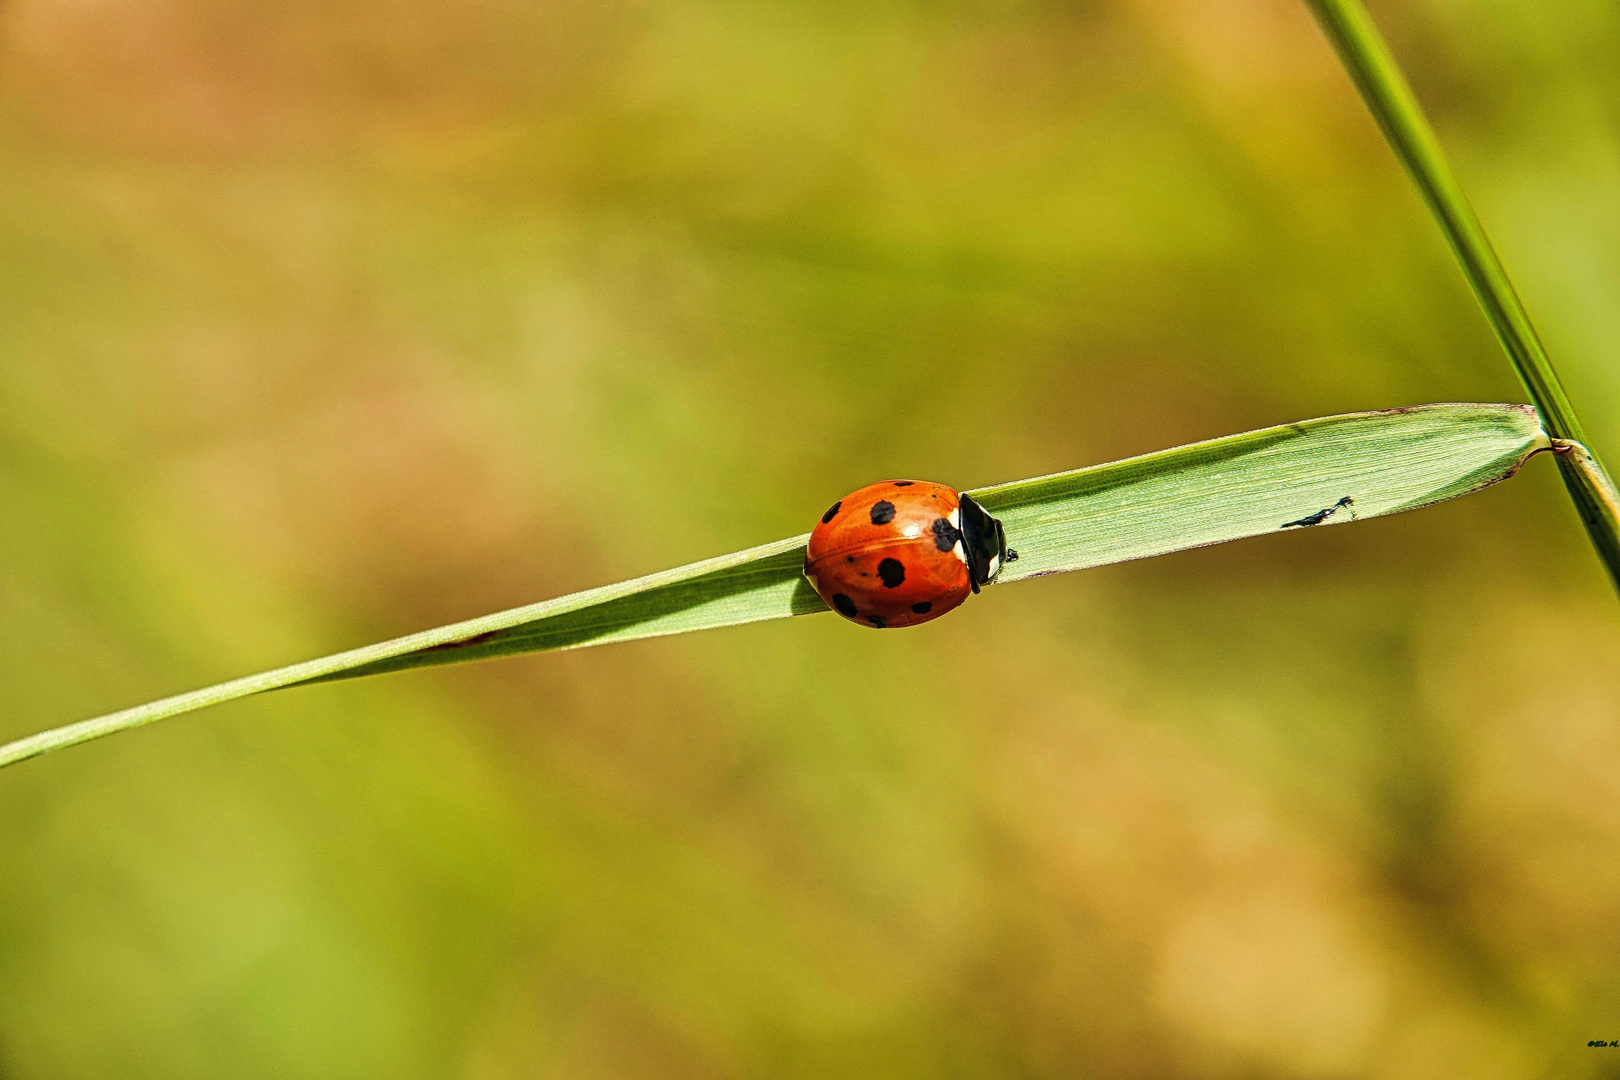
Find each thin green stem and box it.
[1305,0,1620,592]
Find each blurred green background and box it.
[3,0,1619,1076]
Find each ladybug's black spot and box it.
[893,481,915,487]
[932,517,959,552]
[831,594,858,617]
[867,615,887,628]
[846,556,855,563]
[870,500,896,525]
[911,602,932,614]
[821,501,842,524]
[878,558,906,588]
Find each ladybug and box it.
[804,480,1017,628]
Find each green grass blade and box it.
[1304,0,1620,591]
[0,402,1547,771]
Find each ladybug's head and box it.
[956,493,1013,594]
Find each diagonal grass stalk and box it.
[0,403,1548,771]
[1305,0,1620,592]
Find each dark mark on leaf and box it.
[422,629,503,653]
[1282,496,1355,529]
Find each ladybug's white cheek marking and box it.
[947,506,968,564]
[987,553,1000,578]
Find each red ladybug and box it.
[804,480,1016,628]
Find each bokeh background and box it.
[3,0,1619,1076]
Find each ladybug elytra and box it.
[803,480,1017,628]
